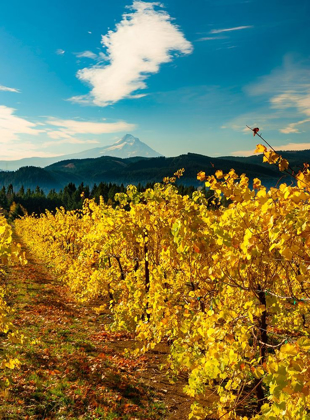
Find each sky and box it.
[0,0,309,159]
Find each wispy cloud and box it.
[0,105,136,158]
[70,0,193,107]
[197,36,227,41]
[0,106,43,144]
[271,91,310,116]
[75,50,108,61]
[44,117,136,149]
[1,146,61,160]
[42,138,100,148]
[46,118,136,137]
[210,26,253,34]
[76,51,99,60]
[280,118,310,134]
[246,57,310,97]
[0,85,20,93]
[56,49,65,55]
[0,106,56,158]
[222,109,281,134]
[273,142,310,151]
[245,56,310,132]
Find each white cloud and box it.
[0,105,43,144]
[46,130,74,140]
[232,142,310,156]
[246,57,310,97]
[98,52,108,60]
[246,57,310,132]
[1,145,60,160]
[222,109,280,133]
[280,118,310,134]
[222,57,310,135]
[197,36,227,41]
[46,118,136,137]
[0,105,137,159]
[210,26,253,34]
[71,1,193,106]
[0,85,20,93]
[0,106,136,158]
[271,91,310,117]
[56,49,65,55]
[42,138,100,148]
[274,142,310,151]
[75,51,108,61]
[76,51,98,60]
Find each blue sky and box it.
[0,0,309,159]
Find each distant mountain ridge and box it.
[63,134,163,160]
[0,134,162,171]
[1,149,309,193]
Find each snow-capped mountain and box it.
[0,135,162,171]
[66,134,162,159]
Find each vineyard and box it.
[0,215,25,372]
[1,142,310,418]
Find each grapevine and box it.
[0,214,26,373]
[15,144,310,418]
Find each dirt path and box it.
[0,235,195,419]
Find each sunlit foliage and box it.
[16,153,310,418]
[0,215,25,373]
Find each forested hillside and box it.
[2,150,307,192]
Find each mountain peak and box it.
[0,134,162,170]
[114,133,139,145]
[123,133,137,141]
[65,134,162,160]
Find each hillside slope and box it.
[1,149,308,191]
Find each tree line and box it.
[0,181,211,220]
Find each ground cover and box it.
[0,235,196,419]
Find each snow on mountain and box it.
[67,134,162,159]
[0,135,163,170]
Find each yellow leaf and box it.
[254,144,267,154]
[297,337,310,350]
[207,328,215,336]
[278,158,289,171]
[280,343,299,356]
[215,170,223,179]
[281,247,293,260]
[263,150,280,164]
[197,171,206,181]
[253,178,262,189]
